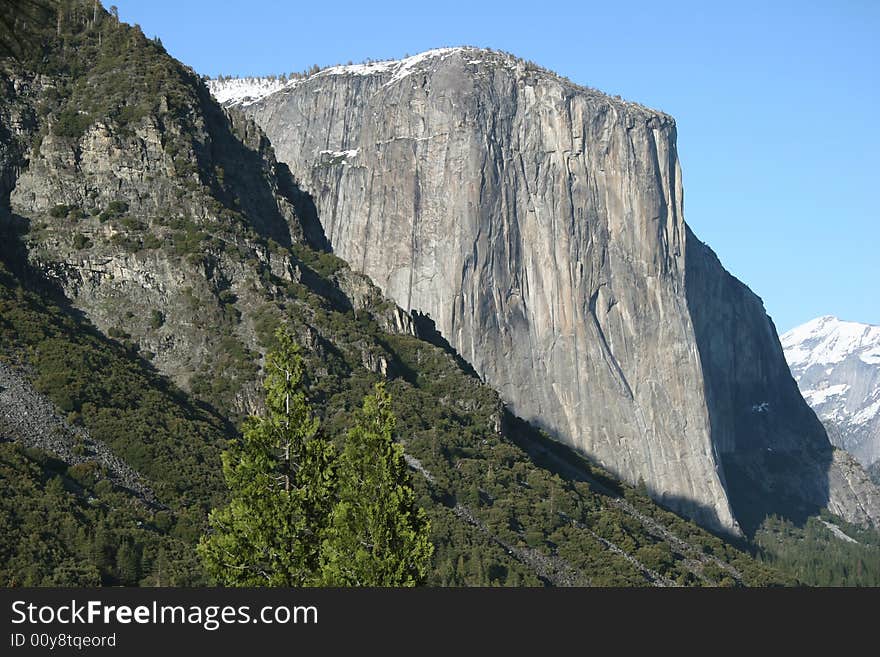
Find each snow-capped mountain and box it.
[782,316,880,469]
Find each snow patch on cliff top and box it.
[208,47,670,119]
[314,47,466,82]
[207,49,474,106]
[206,77,289,107]
[309,47,524,88]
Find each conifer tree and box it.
[115,540,140,585]
[320,383,433,586]
[197,329,335,586]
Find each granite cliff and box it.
[211,48,880,533]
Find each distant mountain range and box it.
[783,316,880,473]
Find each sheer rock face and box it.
[213,47,877,532]
[685,232,880,529]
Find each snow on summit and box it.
[207,47,614,109]
[207,47,665,118]
[782,315,880,368]
[783,316,880,468]
[313,47,467,82]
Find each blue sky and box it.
[112,0,878,332]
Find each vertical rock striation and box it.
[211,47,879,533]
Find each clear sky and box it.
[111,0,878,332]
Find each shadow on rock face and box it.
[196,82,329,251]
[274,162,329,252]
[721,448,834,536]
[410,310,481,381]
[685,225,832,536]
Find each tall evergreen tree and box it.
[320,383,433,586]
[115,540,140,585]
[197,329,335,586]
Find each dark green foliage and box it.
[142,233,162,249]
[119,216,145,231]
[198,330,335,586]
[106,325,128,339]
[149,309,164,329]
[755,514,880,586]
[49,204,86,220]
[106,200,129,214]
[189,335,258,407]
[49,204,71,218]
[0,264,226,510]
[321,383,433,586]
[72,232,91,249]
[170,219,209,256]
[291,243,347,278]
[52,108,92,139]
[98,200,129,223]
[0,442,200,586]
[251,305,281,350]
[109,232,141,252]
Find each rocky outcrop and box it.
[1,54,382,416]
[213,47,880,533]
[826,449,880,527]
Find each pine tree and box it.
[115,540,140,585]
[197,329,335,586]
[320,383,433,586]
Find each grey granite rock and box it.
[213,48,880,532]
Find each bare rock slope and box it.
[211,48,879,533]
[0,361,158,505]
